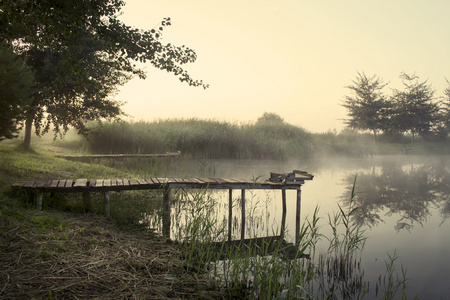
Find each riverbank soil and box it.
[0,197,222,299]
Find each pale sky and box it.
[117,0,450,133]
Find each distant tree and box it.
[341,72,390,142]
[437,79,450,140]
[391,73,439,143]
[0,43,34,140]
[256,112,284,125]
[0,0,207,150]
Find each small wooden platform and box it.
[57,152,181,160]
[12,171,313,245]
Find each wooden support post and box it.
[104,191,110,218]
[228,189,233,242]
[295,188,302,246]
[162,186,171,238]
[82,192,91,212]
[281,189,287,239]
[36,192,43,210]
[241,189,246,241]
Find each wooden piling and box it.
[295,189,302,245]
[241,189,246,241]
[36,192,43,210]
[104,191,110,218]
[228,189,233,242]
[82,192,91,212]
[163,186,171,238]
[281,189,287,238]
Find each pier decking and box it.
[12,171,313,245]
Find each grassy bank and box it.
[0,142,223,299]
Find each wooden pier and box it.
[12,170,313,245]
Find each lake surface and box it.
[163,155,450,299]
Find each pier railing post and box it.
[295,188,302,246]
[241,189,246,241]
[162,186,171,238]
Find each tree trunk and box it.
[23,114,33,151]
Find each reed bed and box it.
[85,119,313,160]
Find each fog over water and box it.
[165,155,450,299]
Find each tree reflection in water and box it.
[340,158,450,230]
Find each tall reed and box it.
[85,119,313,160]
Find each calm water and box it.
[164,155,450,299]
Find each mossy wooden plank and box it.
[73,179,88,188]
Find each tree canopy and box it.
[342,72,445,142]
[341,72,389,141]
[392,73,439,142]
[0,42,34,140]
[0,0,207,148]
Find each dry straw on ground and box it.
[0,204,222,299]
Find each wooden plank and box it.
[180,178,196,184]
[150,178,160,184]
[171,178,185,183]
[198,178,217,184]
[44,180,53,188]
[58,180,66,188]
[11,181,27,187]
[157,178,169,184]
[89,179,95,187]
[210,178,227,184]
[137,179,147,185]
[103,179,111,187]
[74,179,88,188]
[117,179,123,186]
[24,181,36,188]
[111,179,117,186]
[95,179,103,187]
[50,180,59,188]
[189,178,205,184]
[144,179,154,185]
[35,181,47,188]
[129,180,139,186]
[122,179,129,186]
[221,178,242,183]
[65,179,73,188]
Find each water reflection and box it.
[340,158,450,230]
